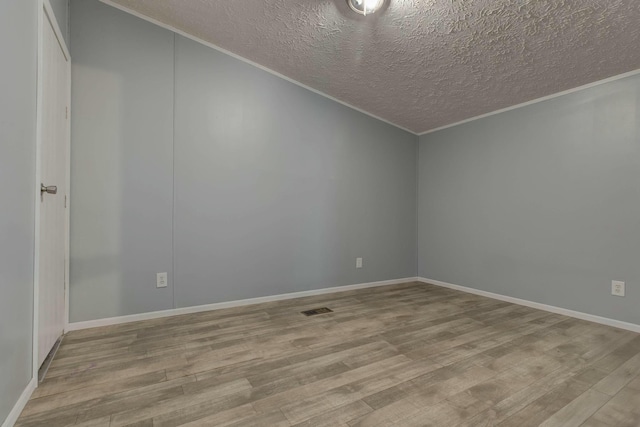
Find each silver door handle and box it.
[41,184,58,195]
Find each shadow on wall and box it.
[70,65,125,319]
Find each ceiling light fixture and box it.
[348,0,385,16]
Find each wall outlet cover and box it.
[612,280,625,297]
[356,258,363,269]
[157,272,168,288]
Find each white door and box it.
[38,6,69,367]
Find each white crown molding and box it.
[98,2,640,137]
[98,0,417,136]
[67,277,419,331]
[2,378,36,427]
[418,277,640,334]
[418,68,640,136]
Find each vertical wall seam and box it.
[171,32,176,309]
[415,135,419,278]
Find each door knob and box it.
[41,184,58,195]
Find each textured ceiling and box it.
[105,0,640,134]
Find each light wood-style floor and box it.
[17,282,640,427]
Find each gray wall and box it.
[419,73,640,325]
[70,0,417,322]
[0,0,37,423]
[49,0,68,46]
[70,0,175,322]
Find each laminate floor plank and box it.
[582,386,640,427]
[15,282,640,426]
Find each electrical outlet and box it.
[356,258,363,269]
[157,272,168,288]
[612,280,625,297]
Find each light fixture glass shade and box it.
[348,0,385,15]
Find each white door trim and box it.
[33,0,71,384]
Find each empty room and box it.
[2,0,640,426]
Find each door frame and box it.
[33,0,71,380]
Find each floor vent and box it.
[301,307,333,316]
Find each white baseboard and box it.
[2,377,36,427]
[66,277,419,332]
[418,277,640,334]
